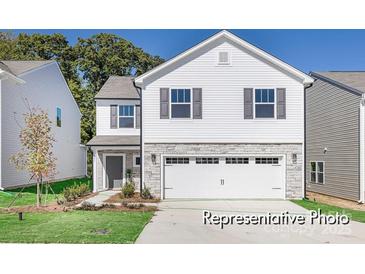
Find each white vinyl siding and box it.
[96,99,140,136]
[0,63,86,189]
[142,41,304,143]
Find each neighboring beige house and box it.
[0,60,87,189]
[90,30,314,200]
[306,72,365,203]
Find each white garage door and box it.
[164,156,285,199]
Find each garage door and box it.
[164,156,285,199]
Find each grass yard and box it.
[0,210,153,243]
[292,199,365,223]
[0,177,92,208]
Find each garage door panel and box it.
[164,156,285,199]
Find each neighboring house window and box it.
[255,89,275,118]
[56,107,62,127]
[218,51,230,65]
[133,154,141,167]
[119,105,134,128]
[171,89,191,118]
[310,161,325,184]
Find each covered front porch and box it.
[87,135,140,192]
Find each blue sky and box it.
[11,29,365,73]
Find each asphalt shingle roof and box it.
[86,135,140,146]
[95,76,140,99]
[0,60,55,76]
[313,71,365,93]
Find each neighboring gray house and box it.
[87,76,141,192]
[306,72,365,202]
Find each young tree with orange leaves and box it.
[10,108,57,207]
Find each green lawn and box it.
[0,177,92,208]
[292,199,365,223]
[0,210,153,243]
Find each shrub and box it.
[122,182,135,198]
[141,187,153,200]
[62,183,90,202]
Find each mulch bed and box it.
[105,192,160,204]
[1,192,157,213]
[307,191,365,211]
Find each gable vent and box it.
[218,51,230,65]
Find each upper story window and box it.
[255,89,275,118]
[56,107,62,127]
[218,51,230,65]
[119,105,134,128]
[171,89,191,118]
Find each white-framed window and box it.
[225,157,249,164]
[165,157,189,164]
[196,157,219,164]
[56,107,62,127]
[255,88,275,118]
[310,161,325,184]
[218,51,230,65]
[255,157,279,164]
[118,105,135,128]
[170,89,191,118]
[133,154,141,167]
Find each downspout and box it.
[303,82,313,199]
[359,94,365,203]
[133,81,143,196]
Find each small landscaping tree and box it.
[10,108,57,207]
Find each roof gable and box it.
[95,76,140,99]
[135,30,313,86]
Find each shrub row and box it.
[62,183,90,202]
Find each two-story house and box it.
[0,60,87,189]
[90,30,314,200]
[87,76,141,192]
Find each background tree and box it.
[0,31,164,174]
[10,108,57,207]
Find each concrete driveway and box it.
[136,200,365,244]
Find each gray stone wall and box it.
[143,143,303,199]
[94,149,140,191]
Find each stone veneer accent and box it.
[143,143,303,199]
[95,149,140,191]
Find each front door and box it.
[105,156,123,189]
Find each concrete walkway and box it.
[80,190,119,206]
[136,200,365,244]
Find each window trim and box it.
[310,161,325,184]
[254,88,276,119]
[169,88,193,119]
[133,154,141,168]
[56,107,62,127]
[217,51,231,65]
[118,105,135,128]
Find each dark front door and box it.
[106,156,123,189]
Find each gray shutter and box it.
[277,88,286,119]
[244,88,253,119]
[193,88,202,119]
[160,88,169,119]
[135,105,140,129]
[110,105,118,128]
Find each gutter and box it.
[133,81,143,195]
[303,81,314,199]
[359,94,365,203]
